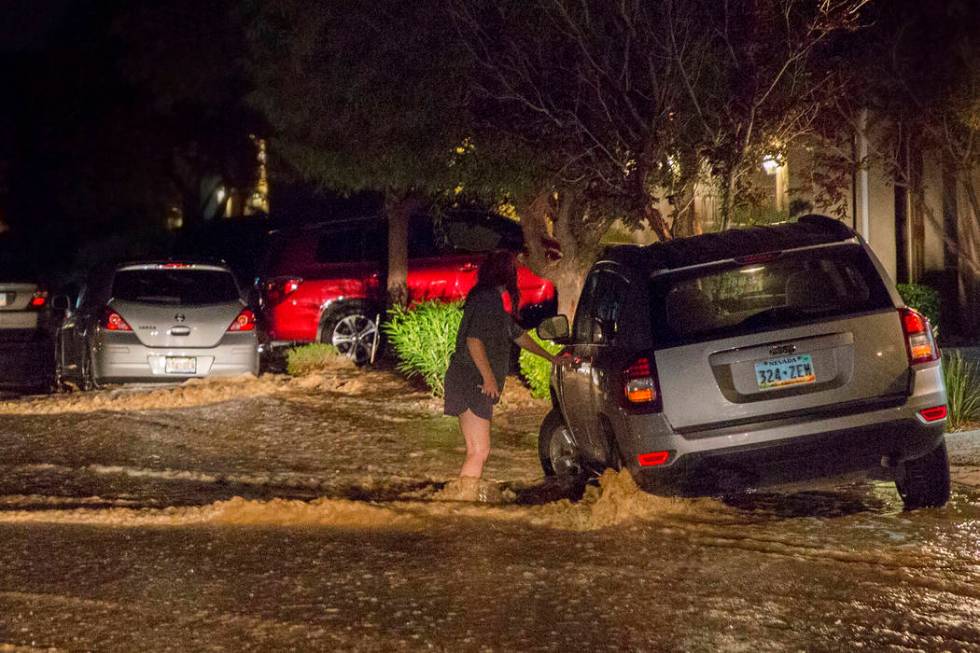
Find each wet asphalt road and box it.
[0,379,978,651]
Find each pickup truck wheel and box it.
[895,439,951,510]
[322,308,380,366]
[539,409,586,496]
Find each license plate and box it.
[165,356,197,374]
[755,354,815,390]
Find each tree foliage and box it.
[245,1,474,303]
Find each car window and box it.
[572,272,601,344]
[591,271,630,344]
[315,224,384,263]
[408,217,440,258]
[112,270,241,306]
[75,284,87,310]
[650,244,892,345]
[442,213,523,253]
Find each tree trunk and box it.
[384,192,420,308]
[551,260,589,320]
[719,168,736,231]
[670,184,702,238]
[644,204,672,242]
[518,188,600,320]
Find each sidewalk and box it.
[947,427,980,489]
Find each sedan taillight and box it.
[622,355,662,413]
[29,291,48,308]
[227,308,256,332]
[101,307,133,331]
[899,308,939,365]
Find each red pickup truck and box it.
[259,211,557,363]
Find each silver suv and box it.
[537,216,949,510]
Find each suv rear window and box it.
[650,244,892,345]
[112,269,241,305]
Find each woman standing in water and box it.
[442,250,556,500]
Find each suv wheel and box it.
[896,439,951,510]
[539,409,587,495]
[322,307,380,366]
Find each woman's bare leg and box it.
[458,408,491,479]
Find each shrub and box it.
[897,283,941,329]
[383,301,463,397]
[519,331,563,399]
[286,343,351,376]
[942,351,980,431]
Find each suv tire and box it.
[320,305,381,366]
[896,439,951,510]
[539,409,587,497]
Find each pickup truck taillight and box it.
[899,308,939,365]
[101,307,132,331]
[227,308,256,332]
[622,355,662,413]
[263,277,303,306]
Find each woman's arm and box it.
[514,332,557,364]
[466,336,500,398]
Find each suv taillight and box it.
[622,355,662,412]
[263,277,303,306]
[899,307,939,365]
[227,308,256,332]
[101,307,132,331]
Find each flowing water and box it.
[0,375,978,651]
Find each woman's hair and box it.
[475,250,520,317]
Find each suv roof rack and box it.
[610,214,857,272]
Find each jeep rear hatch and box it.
[650,243,909,432]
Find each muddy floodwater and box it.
[1,372,978,651]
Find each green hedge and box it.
[897,283,941,328]
[942,351,980,431]
[383,301,463,397]
[286,343,348,376]
[519,331,563,399]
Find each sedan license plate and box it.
[754,354,815,390]
[165,356,197,374]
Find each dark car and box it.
[536,215,949,510]
[0,272,61,391]
[0,238,64,391]
[259,210,558,364]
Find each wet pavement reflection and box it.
[0,375,977,650]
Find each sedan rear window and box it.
[650,244,892,345]
[112,270,241,305]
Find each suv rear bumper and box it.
[635,418,944,491]
[619,365,947,490]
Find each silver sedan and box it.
[57,262,260,387]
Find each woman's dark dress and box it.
[443,287,524,420]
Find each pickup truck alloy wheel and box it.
[330,313,378,366]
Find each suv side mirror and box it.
[536,315,570,344]
[52,295,71,311]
